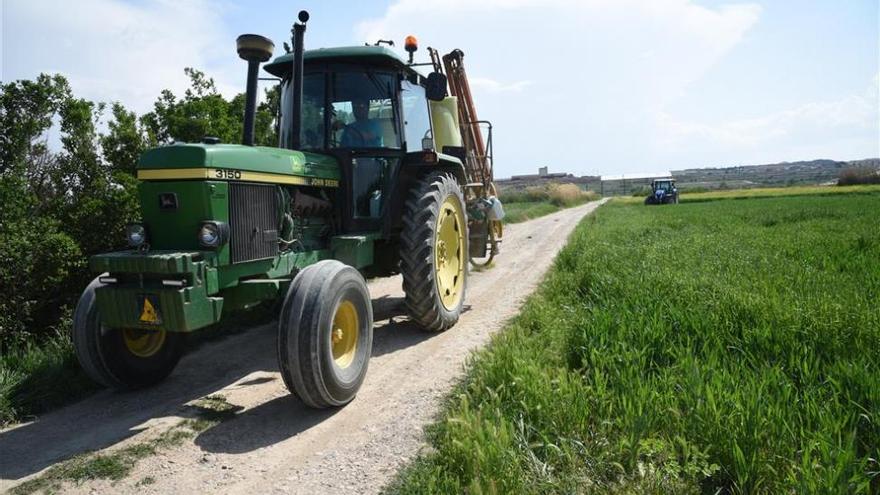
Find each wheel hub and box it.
[122,328,166,358]
[331,300,359,369]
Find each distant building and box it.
[495,167,603,194]
[507,166,572,181]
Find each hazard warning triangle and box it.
[140,298,159,323]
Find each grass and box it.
[389,191,880,493]
[0,330,98,425]
[500,184,600,223]
[10,394,241,494]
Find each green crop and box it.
[390,193,879,494]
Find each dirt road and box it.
[1,199,607,494]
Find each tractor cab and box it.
[264,45,450,234]
[653,179,674,192]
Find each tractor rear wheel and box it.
[400,172,468,331]
[72,278,184,390]
[277,260,373,408]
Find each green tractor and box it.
[72,11,502,408]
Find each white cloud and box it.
[3,0,240,114]
[355,0,762,176]
[655,77,880,153]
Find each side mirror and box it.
[422,136,434,151]
[425,72,448,101]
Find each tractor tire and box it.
[400,172,468,332]
[277,260,373,408]
[72,277,184,390]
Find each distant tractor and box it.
[72,11,502,408]
[644,178,678,205]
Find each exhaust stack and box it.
[237,34,275,146]
[290,10,309,150]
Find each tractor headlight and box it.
[198,221,229,249]
[126,224,147,247]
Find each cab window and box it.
[329,72,400,149]
[400,80,432,152]
[281,72,325,149]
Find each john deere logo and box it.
[158,193,178,210]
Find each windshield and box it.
[279,70,401,150]
[655,181,672,191]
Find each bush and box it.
[630,185,651,197]
[838,167,880,186]
[498,183,598,206]
[498,186,547,203]
[0,201,83,347]
[547,183,597,206]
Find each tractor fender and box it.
[387,158,467,237]
[413,153,467,185]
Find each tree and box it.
[0,75,82,347]
[141,67,278,146]
[256,84,280,147]
[101,103,148,174]
[0,74,70,175]
[0,75,141,349]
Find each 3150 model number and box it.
[215,169,243,179]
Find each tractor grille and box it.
[229,183,279,263]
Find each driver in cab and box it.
[340,98,383,148]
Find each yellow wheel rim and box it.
[331,300,359,369]
[123,328,166,358]
[435,195,466,310]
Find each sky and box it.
[2,0,878,177]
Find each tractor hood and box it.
[136,143,340,186]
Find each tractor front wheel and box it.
[277,260,373,408]
[400,172,468,331]
[72,278,184,390]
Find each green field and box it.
[390,192,879,493]
[681,184,880,202]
